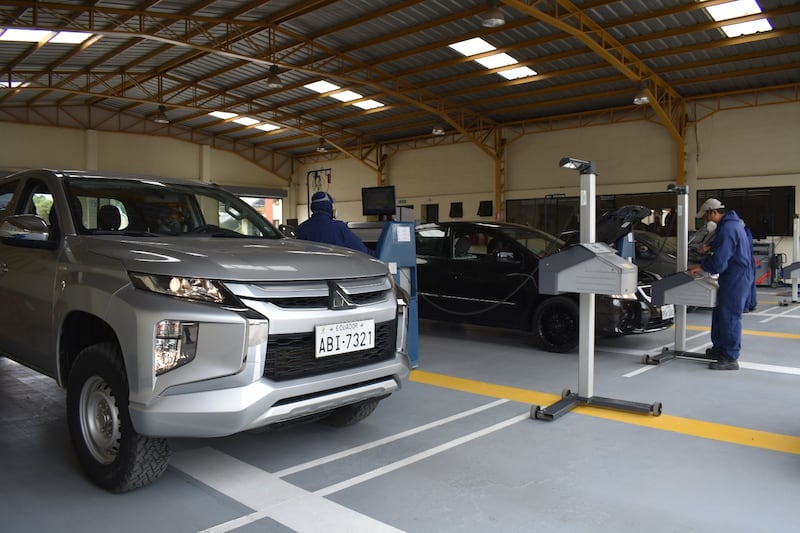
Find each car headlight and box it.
[130,272,240,306]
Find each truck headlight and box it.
[154,320,198,375]
[130,272,240,306]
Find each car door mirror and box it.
[0,214,58,249]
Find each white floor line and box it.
[760,305,800,323]
[623,366,656,377]
[172,448,404,533]
[313,413,530,497]
[273,398,509,477]
[739,361,800,375]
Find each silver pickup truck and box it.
[0,169,410,492]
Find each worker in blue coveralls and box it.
[687,198,754,370]
[296,191,370,254]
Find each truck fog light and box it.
[154,320,198,375]
[247,320,269,347]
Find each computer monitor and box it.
[362,186,396,217]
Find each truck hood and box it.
[81,236,388,281]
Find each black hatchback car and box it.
[415,221,674,353]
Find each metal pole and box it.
[578,171,596,398]
[674,188,689,352]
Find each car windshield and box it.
[64,178,282,238]
[496,225,565,257]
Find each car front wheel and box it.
[67,343,171,492]
[531,296,579,353]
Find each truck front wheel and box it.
[66,343,171,492]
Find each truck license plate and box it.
[315,319,375,358]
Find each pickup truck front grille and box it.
[264,321,396,381]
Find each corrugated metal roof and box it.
[0,0,798,175]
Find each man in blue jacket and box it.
[688,198,754,370]
[296,191,370,254]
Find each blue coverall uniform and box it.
[296,211,370,254]
[700,210,753,360]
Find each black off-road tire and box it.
[319,398,381,427]
[66,343,171,492]
[531,296,580,353]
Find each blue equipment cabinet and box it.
[375,221,419,367]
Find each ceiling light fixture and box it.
[432,125,445,136]
[266,65,283,89]
[633,84,650,106]
[316,138,327,153]
[481,1,506,28]
[154,105,170,124]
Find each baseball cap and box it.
[310,191,334,214]
[696,198,724,218]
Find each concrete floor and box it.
[2,288,799,533]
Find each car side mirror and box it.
[0,214,58,249]
[496,251,519,263]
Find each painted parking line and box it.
[687,324,800,340]
[172,447,404,533]
[314,413,529,497]
[273,398,509,477]
[174,399,516,533]
[410,370,800,455]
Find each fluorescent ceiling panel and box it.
[255,123,280,132]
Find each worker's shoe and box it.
[709,359,739,370]
[705,347,723,360]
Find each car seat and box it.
[454,236,471,257]
[98,204,121,231]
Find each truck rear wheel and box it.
[66,343,171,492]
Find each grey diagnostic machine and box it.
[642,185,720,365]
[531,158,662,421]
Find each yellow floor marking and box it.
[686,324,800,340]
[411,370,800,455]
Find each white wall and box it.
[293,142,496,223]
[505,120,676,199]
[0,123,287,189]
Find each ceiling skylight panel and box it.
[498,66,538,80]
[209,111,237,120]
[449,37,537,81]
[354,100,384,110]
[305,80,341,93]
[702,0,772,37]
[475,53,518,69]
[0,81,28,88]
[331,90,362,102]
[255,123,280,132]
[448,37,496,56]
[49,32,93,44]
[232,116,259,126]
[0,29,54,42]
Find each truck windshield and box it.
[64,178,282,238]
